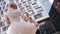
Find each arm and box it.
[5,15,10,25]
[19,11,39,27]
[25,16,39,27]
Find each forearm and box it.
[25,16,39,27]
[19,11,39,27]
[5,17,10,25]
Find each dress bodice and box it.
[5,10,20,23]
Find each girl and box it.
[5,3,39,34]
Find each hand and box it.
[19,12,39,28]
[25,13,39,28]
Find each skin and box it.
[5,16,10,26]
[19,12,39,28]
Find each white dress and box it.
[5,10,38,34]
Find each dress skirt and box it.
[7,21,38,34]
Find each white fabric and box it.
[6,10,37,34]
